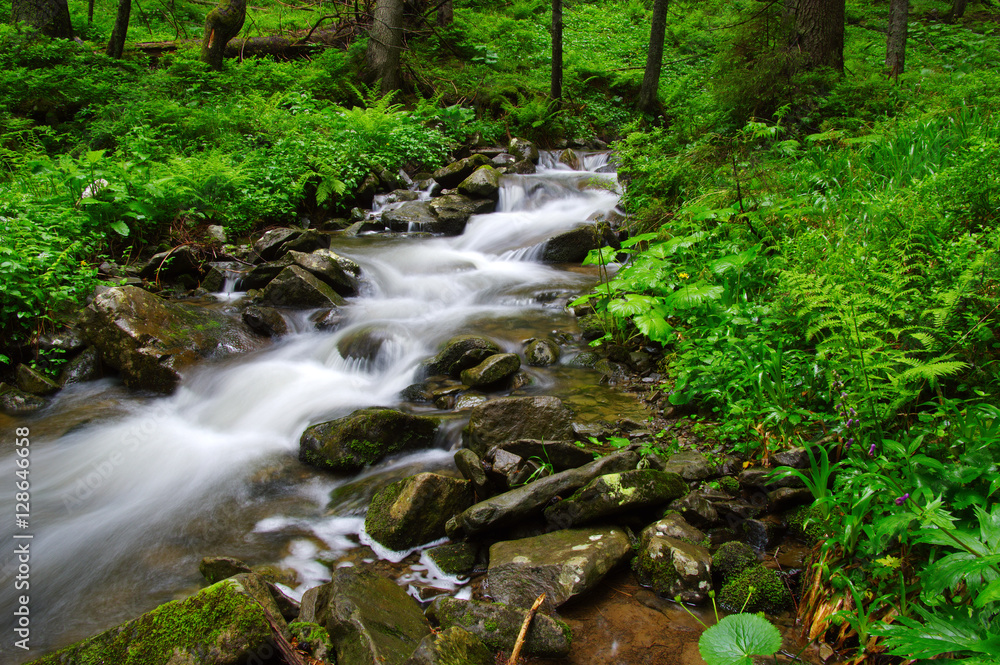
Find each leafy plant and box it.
[699,613,783,665]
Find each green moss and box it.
[716,564,791,614]
[712,541,758,585]
[31,579,272,665]
[483,619,499,633]
[719,476,740,494]
[632,552,680,595]
[785,505,829,543]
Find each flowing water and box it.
[0,153,650,662]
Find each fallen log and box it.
[135,25,357,59]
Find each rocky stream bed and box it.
[1,142,825,665]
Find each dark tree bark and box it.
[945,0,968,22]
[106,0,132,59]
[88,0,95,23]
[201,0,247,70]
[637,0,669,116]
[11,0,73,39]
[437,0,453,27]
[885,0,907,77]
[366,0,404,94]
[551,0,562,101]
[792,0,845,72]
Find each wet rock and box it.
[457,165,501,200]
[199,555,252,584]
[773,447,810,468]
[29,575,279,665]
[524,338,561,366]
[423,334,501,378]
[429,194,496,235]
[454,448,493,498]
[644,513,707,545]
[488,526,631,611]
[299,566,430,665]
[365,472,474,551]
[37,327,87,353]
[299,407,439,474]
[739,467,804,491]
[425,542,478,577]
[742,516,785,551]
[460,352,520,388]
[0,383,46,415]
[383,200,439,232]
[712,541,758,585]
[540,225,601,263]
[662,450,716,480]
[633,532,712,602]
[381,189,421,205]
[492,153,516,167]
[714,500,763,524]
[288,621,334,663]
[717,563,792,614]
[311,307,348,331]
[138,245,205,282]
[464,396,574,458]
[509,137,540,164]
[558,148,582,171]
[81,286,263,393]
[207,224,227,244]
[427,597,571,657]
[288,249,361,297]
[508,159,537,175]
[405,626,494,665]
[669,492,720,528]
[452,449,640,537]
[496,439,595,471]
[544,469,687,529]
[239,256,293,290]
[241,305,287,337]
[259,265,345,309]
[58,347,102,386]
[337,325,396,363]
[16,364,60,396]
[433,154,491,189]
[252,227,326,262]
[767,486,813,512]
[201,261,243,292]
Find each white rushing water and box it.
[0,154,620,661]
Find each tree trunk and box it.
[792,0,845,72]
[201,0,247,70]
[551,0,562,101]
[945,0,968,22]
[106,0,132,59]
[11,0,73,39]
[88,0,95,23]
[437,0,452,27]
[366,0,404,94]
[637,0,669,116]
[885,0,907,78]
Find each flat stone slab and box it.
[487,526,632,612]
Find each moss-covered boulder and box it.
[459,353,520,388]
[0,383,46,415]
[717,564,792,614]
[241,305,288,338]
[427,194,496,235]
[544,469,688,529]
[633,532,712,602]
[81,286,263,393]
[58,347,102,386]
[539,225,601,263]
[425,542,479,577]
[405,626,494,665]
[259,265,346,309]
[508,137,540,164]
[464,396,574,458]
[27,575,280,665]
[452,449,639,537]
[365,472,474,551]
[288,621,334,662]
[457,165,501,200]
[383,200,439,232]
[488,526,632,612]
[423,334,502,378]
[524,338,561,366]
[299,566,431,665]
[299,407,439,473]
[252,227,326,262]
[645,513,707,545]
[558,148,582,171]
[662,450,717,481]
[287,248,361,297]
[433,154,491,189]
[426,598,571,657]
[16,363,60,396]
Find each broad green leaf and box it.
[109,221,130,237]
[699,613,783,665]
[974,578,1000,608]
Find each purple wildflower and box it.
[847,437,854,447]
[868,443,876,456]
[895,493,910,506]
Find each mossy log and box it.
[201,0,247,69]
[135,26,354,59]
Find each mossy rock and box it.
[544,469,687,529]
[784,504,831,543]
[288,621,334,662]
[426,597,571,657]
[299,407,440,474]
[717,564,792,614]
[459,353,520,388]
[406,626,494,665]
[28,576,276,665]
[456,165,501,200]
[425,542,479,577]
[712,540,759,585]
[633,534,712,602]
[423,335,501,378]
[433,154,491,189]
[364,473,474,551]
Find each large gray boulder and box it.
[459,353,520,388]
[540,225,601,263]
[382,201,439,232]
[365,472,474,551]
[524,338,561,366]
[427,597,571,657]
[81,286,263,393]
[423,334,501,378]
[450,449,639,537]
[433,154,490,188]
[495,439,595,471]
[28,574,283,665]
[299,567,431,665]
[299,407,439,473]
[138,245,205,283]
[544,469,688,529]
[252,227,326,262]
[287,249,361,297]
[259,265,346,309]
[457,166,501,200]
[427,194,496,234]
[464,396,574,457]
[488,526,632,612]
[508,137,539,164]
